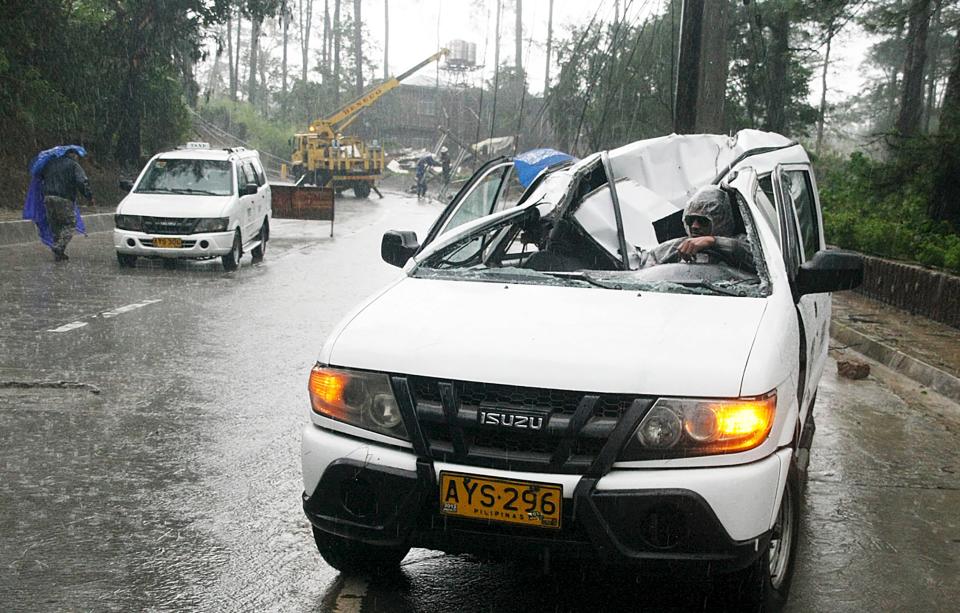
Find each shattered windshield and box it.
[413,164,770,298]
[135,159,234,196]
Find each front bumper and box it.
[114,229,235,258]
[301,426,791,570]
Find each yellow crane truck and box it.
[287,49,449,198]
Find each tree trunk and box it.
[673,0,728,134]
[544,0,553,93]
[321,0,328,78]
[234,16,243,102]
[282,0,289,104]
[383,0,384,81]
[334,0,341,106]
[248,17,261,104]
[896,0,933,138]
[696,0,727,133]
[930,25,960,225]
[515,0,522,74]
[764,6,790,134]
[300,0,313,85]
[206,28,226,99]
[674,0,704,133]
[490,0,502,140]
[816,25,835,156]
[923,0,944,132]
[354,0,363,97]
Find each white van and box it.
[114,144,271,270]
[300,130,863,610]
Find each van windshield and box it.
[135,159,233,196]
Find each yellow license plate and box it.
[439,472,562,529]
[154,237,182,248]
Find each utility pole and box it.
[544,0,553,94]
[384,0,389,80]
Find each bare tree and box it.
[515,0,522,74]
[281,0,289,103]
[300,0,314,85]
[897,0,933,138]
[354,0,363,96]
[248,16,261,103]
[227,13,237,101]
[383,0,384,81]
[334,0,341,105]
[544,0,553,93]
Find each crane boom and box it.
[309,48,449,136]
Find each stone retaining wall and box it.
[856,253,960,329]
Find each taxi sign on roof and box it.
[184,142,210,149]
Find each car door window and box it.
[784,170,821,262]
[441,165,511,234]
[243,162,261,188]
[252,160,267,185]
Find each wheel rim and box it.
[768,483,795,589]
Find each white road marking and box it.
[333,576,368,613]
[100,299,162,318]
[47,321,88,333]
[46,299,163,333]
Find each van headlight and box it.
[194,217,229,233]
[307,365,409,440]
[619,392,776,460]
[115,214,142,231]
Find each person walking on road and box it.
[23,145,95,261]
[415,153,441,199]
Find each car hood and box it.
[326,278,769,397]
[118,193,232,218]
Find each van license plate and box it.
[439,472,561,529]
[154,237,182,248]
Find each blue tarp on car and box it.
[513,148,576,188]
[22,145,88,247]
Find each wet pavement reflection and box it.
[1,192,958,612]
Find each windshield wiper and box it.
[168,187,221,195]
[541,271,625,290]
[674,279,754,297]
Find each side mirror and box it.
[240,183,258,196]
[381,230,420,268]
[796,249,864,297]
[119,179,133,192]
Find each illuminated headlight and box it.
[115,214,142,231]
[194,217,229,233]
[619,392,776,460]
[307,365,409,440]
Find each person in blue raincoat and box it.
[415,153,442,199]
[22,145,95,261]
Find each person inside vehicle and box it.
[639,185,754,270]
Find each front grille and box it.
[141,217,199,234]
[398,376,651,474]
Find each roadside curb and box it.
[0,213,113,247]
[831,320,960,403]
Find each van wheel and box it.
[713,465,800,612]
[117,252,137,268]
[252,220,268,262]
[353,181,371,199]
[221,230,242,271]
[312,526,409,575]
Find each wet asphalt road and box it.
[1,191,959,612]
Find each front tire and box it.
[312,527,409,575]
[117,252,137,268]
[221,230,242,271]
[713,465,800,611]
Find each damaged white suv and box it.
[300,130,862,610]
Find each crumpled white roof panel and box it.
[593,129,801,207]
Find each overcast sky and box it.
[246,1,875,105]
